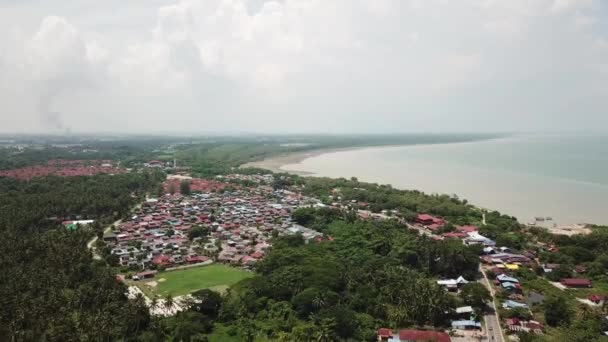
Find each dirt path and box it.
[87,201,144,260]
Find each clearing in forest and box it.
[138,264,252,297]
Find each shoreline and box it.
[241,136,606,226]
[241,136,513,175]
[241,146,368,175]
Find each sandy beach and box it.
[241,147,366,175]
[241,138,509,175]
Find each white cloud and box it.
[0,0,607,133]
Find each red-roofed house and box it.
[456,225,478,233]
[398,329,451,342]
[153,255,171,267]
[250,252,264,259]
[185,255,209,264]
[561,278,592,288]
[415,214,443,226]
[588,294,604,304]
[442,232,468,239]
[136,271,157,279]
[427,223,443,231]
[378,328,392,341]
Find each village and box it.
[0,159,125,180]
[376,212,605,341]
[111,172,605,341]
[103,174,324,282]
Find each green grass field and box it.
[139,264,253,297]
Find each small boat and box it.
[535,217,545,222]
[546,217,553,220]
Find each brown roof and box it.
[561,278,591,286]
[399,329,451,342]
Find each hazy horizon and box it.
[1,0,607,134]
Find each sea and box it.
[281,134,608,225]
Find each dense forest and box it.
[0,172,164,341]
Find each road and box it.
[479,265,505,342]
[404,222,444,240]
[87,201,144,260]
[87,217,123,260]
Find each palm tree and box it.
[150,296,159,313]
[275,332,291,342]
[579,303,590,320]
[181,295,196,311]
[315,318,335,342]
[164,294,174,314]
[312,292,326,310]
[237,319,257,342]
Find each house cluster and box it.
[413,216,496,246]
[377,328,451,342]
[437,276,469,292]
[163,178,228,194]
[415,214,446,231]
[481,248,535,272]
[493,272,545,335]
[434,278,484,332]
[103,182,323,272]
[143,160,168,168]
[211,188,323,265]
[475,241,553,337]
[217,173,274,185]
[506,318,544,334]
[451,305,482,331]
[0,159,125,180]
[496,274,524,297]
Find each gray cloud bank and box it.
[0,0,607,134]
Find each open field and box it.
[137,264,253,297]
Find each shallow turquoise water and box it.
[282,134,608,225]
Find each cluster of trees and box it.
[208,212,478,341]
[0,138,180,171]
[531,227,608,280]
[290,176,520,231]
[0,172,165,231]
[0,171,165,341]
[287,176,523,252]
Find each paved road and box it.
[479,266,505,342]
[482,306,502,342]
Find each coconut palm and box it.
[315,318,335,342]
[150,296,159,313]
[164,294,174,314]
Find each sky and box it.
[0,0,607,134]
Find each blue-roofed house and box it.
[503,300,529,309]
[501,281,521,293]
[464,232,496,246]
[497,274,519,283]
